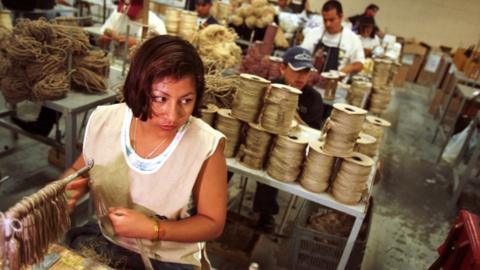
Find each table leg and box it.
[452,134,480,204]
[436,97,467,164]
[337,216,364,270]
[432,88,455,143]
[277,194,296,235]
[237,176,248,217]
[64,112,78,169]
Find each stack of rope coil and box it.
[232,74,270,123]
[195,24,242,70]
[266,134,307,182]
[355,132,377,158]
[348,78,372,107]
[0,10,13,31]
[237,123,273,169]
[260,83,301,135]
[178,11,197,43]
[300,140,335,193]
[361,115,391,154]
[200,103,218,126]
[229,0,276,29]
[203,69,237,109]
[370,59,393,114]
[210,1,233,24]
[321,103,367,157]
[215,109,243,157]
[321,72,340,100]
[0,18,108,104]
[332,152,374,205]
[165,8,181,35]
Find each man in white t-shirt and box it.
[301,0,364,74]
[99,0,166,48]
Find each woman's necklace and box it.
[133,118,169,159]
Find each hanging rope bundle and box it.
[232,74,270,123]
[362,115,391,153]
[355,132,377,158]
[203,69,237,108]
[215,109,243,157]
[165,8,181,35]
[200,103,218,126]
[229,0,276,29]
[347,79,372,107]
[237,123,273,169]
[1,163,93,270]
[266,134,307,182]
[331,152,374,205]
[260,83,301,135]
[300,140,336,193]
[321,103,367,157]
[321,72,340,100]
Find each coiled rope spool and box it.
[362,115,391,147]
[178,11,197,42]
[237,123,273,169]
[321,72,340,100]
[321,103,367,157]
[266,134,307,182]
[355,132,377,158]
[165,8,181,35]
[0,10,13,31]
[200,104,218,126]
[332,152,374,205]
[232,73,270,123]
[371,59,393,114]
[372,59,392,89]
[348,80,372,107]
[300,140,335,193]
[215,109,243,157]
[260,83,301,135]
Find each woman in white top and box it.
[357,16,380,57]
[64,35,227,269]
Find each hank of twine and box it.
[331,152,374,205]
[361,115,391,153]
[237,123,273,169]
[299,141,336,193]
[355,132,377,158]
[266,134,308,182]
[260,83,301,135]
[215,109,243,157]
[232,73,270,123]
[200,104,219,126]
[321,103,367,157]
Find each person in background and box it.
[288,0,310,14]
[357,16,380,57]
[301,0,365,75]
[276,0,293,13]
[254,46,323,232]
[65,36,227,269]
[195,0,218,28]
[99,0,166,48]
[348,3,383,38]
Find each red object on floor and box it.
[429,210,480,270]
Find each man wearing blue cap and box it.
[254,46,324,232]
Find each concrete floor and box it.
[1,83,479,269]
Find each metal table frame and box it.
[227,158,374,270]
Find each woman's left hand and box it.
[108,207,156,240]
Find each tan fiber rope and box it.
[300,141,335,193]
[200,104,218,126]
[355,132,377,157]
[266,134,307,182]
[237,123,273,169]
[215,109,243,157]
[232,73,270,123]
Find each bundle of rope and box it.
[203,69,237,109]
[178,11,197,43]
[164,8,181,35]
[210,1,233,23]
[215,109,243,157]
[0,70,31,104]
[266,134,307,182]
[321,72,340,100]
[370,59,393,114]
[0,18,108,104]
[195,24,242,70]
[299,140,335,193]
[372,59,392,89]
[229,0,276,29]
[331,152,374,205]
[347,78,372,108]
[53,16,79,27]
[232,74,270,123]
[237,123,273,169]
[260,83,301,135]
[321,103,367,157]
[355,132,377,158]
[362,115,391,150]
[200,103,218,126]
[0,162,93,270]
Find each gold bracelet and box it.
[152,220,159,241]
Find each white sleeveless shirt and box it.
[83,103,224,266]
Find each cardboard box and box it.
[417,50,448,87]
[401,43,429,82]
[394,65,409,87]
[428,89,462,120]
[453,48,468,70]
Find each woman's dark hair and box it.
[322,0,343,16]
[123,35,205,121]
[358,16,375,36]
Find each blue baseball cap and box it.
[282,46,314,71]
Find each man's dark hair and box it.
[366,4,379,12]
[322,0,343,16]
[123,35,205,121]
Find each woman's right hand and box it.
[65,178,89,214]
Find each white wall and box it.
[309,0,480,50]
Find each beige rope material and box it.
[370,59,394,114]
[200,104,219,126]
[321,72,340,101]
[355,132,377,157]
[215,109,243,157]
[300,141,336,193]
[266,134,307,182]
[232,73,270,123]
[331,152,374,205]
[237,123,273,169]
[347,78,371,107]
[203,69,237,109]
[321,103,367,157]
[260,83,301,135]
[361,115,391,154]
